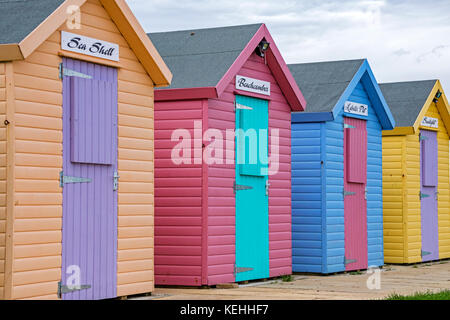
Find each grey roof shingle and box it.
[379,80,436,127]
[288,59,365,113]
[0,0,65,45]
[148,24,263,89]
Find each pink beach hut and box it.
[149,24,306,286]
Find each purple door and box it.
[61,58,118,300]
[420,129,439,262]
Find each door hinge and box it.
[59,171,92,188]
[420,192,430,200]
[344,123,355,129]
[421,250,432,258]
[233,182,253,194]
[235,102,253,111]
[344,257,357,266]
[265,180,270,196]
[234,265,254,275]
[57,281,91,299]
[365,188,368,200]
[419,134,428,141]
[59,63,93,80]
[343,190,356,198]
[113,171,120,191]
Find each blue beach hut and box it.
[288,59,395,273]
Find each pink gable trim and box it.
[154,24,306,110]
[216,24,306,111]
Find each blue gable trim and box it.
[292,112,334,123]
[331,60,396,130]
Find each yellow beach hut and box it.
[381,80,450,264]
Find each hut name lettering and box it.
[61,31,120,62]
[421,116,439,128]
[236,75,271,96]
[344,101,369,117]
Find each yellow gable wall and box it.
[404,100,450,263]
[383,92,450,264]
[6,0,154,299]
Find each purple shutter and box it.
[71,77,114,165]
[422,131,438,187]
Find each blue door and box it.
[235,95,269,282]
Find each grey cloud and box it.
[393,49,410,56]
[127,0,450,93]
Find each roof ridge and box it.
[147,23,263,35]
[380,79,437,86]
[160,49,242,58]
[288,59,365,67]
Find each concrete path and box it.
[147,260,450,300]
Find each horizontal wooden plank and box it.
[12,280,58,300]
[14,243,61,259]
[13,255,61,273]
[117,281,153,297]
[13,268,60,286]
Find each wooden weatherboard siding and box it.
[7,0,155,299]
[382,135,406,264]
[292,75,385,274]
[326,81,383,272]
[382,89,450,263]
[154,99,204,286]
[207,52,292,284]
[0,63,6,298]
[291,122,323,273]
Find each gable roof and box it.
[290,59,395,130]
[149,23,306,111]
[149,24,262,89]
[0,0,172,87]
[380,80,450,135]
[380,80,437,127]
[289,59,364,113]
[0,0,64,45]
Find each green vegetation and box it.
[386,290,450,300]
[349,271,363,275]
[281,275,293,282]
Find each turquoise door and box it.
[235,95,270,282]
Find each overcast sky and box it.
[126,0,450,93]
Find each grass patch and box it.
[386,290,450,300]
[349,271,363,275]
[281,275,293,282]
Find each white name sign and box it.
[61,31,119,62]
[236,75,271,96]
[421,116,439,129]
[344,101,369,117]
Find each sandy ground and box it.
[138,260,450,300]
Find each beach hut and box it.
[149,24,306,286]
[0,0,171,300]
[289,59,395,273]
[381,80,450,264]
